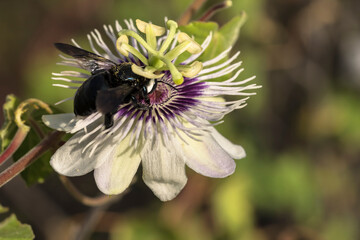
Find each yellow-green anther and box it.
[177,32,202,54]
[136,19,165,51]
[135,19,165,36]
[118,30,158,56]
[116,35,130,56]
[225,0,233,7]
[159,20,178,54]
[178,61,203,78]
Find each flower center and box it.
[147,81,173,105]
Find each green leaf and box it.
[200,13,247,62]
[179,21,219,46]
[177,21,218,64]
[0,95,20,152]
[1,97,61,185]
[0,214,34,240]
[179,14,247,82]
[218,13,247,51]
[12,104,57,185]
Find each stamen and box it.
[117,19,204,85]
[177,61,203,78]
[182,32,213,65]
[158,57,184,85]
[131,65,164,79]
[135,19,165,37]
[117,40,149,64]
[118,30,157,55]
[176,32,202,54]
[159,20,178,54]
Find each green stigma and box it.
[116,19,203,85]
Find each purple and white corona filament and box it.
[43,19,261,201]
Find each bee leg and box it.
[130,95,138,106]
[131,95,149,110]
[104,113,114,129]
[141,86,150,105]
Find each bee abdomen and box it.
[74,73,110,116]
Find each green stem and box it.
[159,20,178,54]
[164,41,192,61]
[121,43,149,64]
[159,56,184,84]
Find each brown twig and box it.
[0,131,64,187]
[178,0,207,25]
[0,129,28,166]
[75,194,123,240]
[198,0,233,22]
[28,118,46,139]
[58,175,122,207]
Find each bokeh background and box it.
[0,0,359,239]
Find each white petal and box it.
[141,139,187,201]
[181,132,236,178]
[42,113,102,133]
[94,136,141,195]
[42,113,76,132]
[210,127,246,159]
[50,127,114,176]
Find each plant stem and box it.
[0,131,64,187]
[178,0,207,25]
[198,0,233,22]
[28,118,46,138]
[0,129,28,166]
[58,175,122,207]
[75,194,123,240]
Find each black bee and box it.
[54,43,158,129]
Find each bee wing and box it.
[54,43,116,73]
[95,85,134,114]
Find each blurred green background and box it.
[0,0,359,239]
